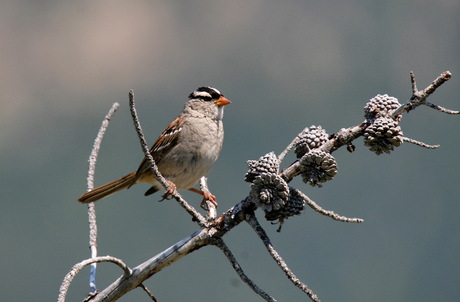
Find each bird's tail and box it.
[78,172,137,203]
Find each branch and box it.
[401,137,440,149]
[278,135,300,162]
[282,71,454,183]
[57,256,131,302]
[281,123,367,182]
[246,214,321,302]
[138,283,159,302]
[295,188,364,223]
[212,238,277,302]
[89,228,213,301]
[200,176,217,218]
[85,102,120,293]
[392,71,454,116]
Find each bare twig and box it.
[295,189,364,223]
[86,103,121,192]
[246,214,321,302]
[423,100,460,114]
[212,238,277,302]
[58,256,131,302]
[401,137,440,149]
[84,103,120,293]
[128,90,170,194]
[200,176,217,218]
[410,71,418,94]
[278,136,300,162]
[138,283,158,302]
[128,90,207,226]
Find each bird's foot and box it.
[188,188,218,210]
[161,180,178,200]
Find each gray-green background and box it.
[2,0,459,301]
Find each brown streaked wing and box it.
[134,115,185,178]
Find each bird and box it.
[78,86,230,207]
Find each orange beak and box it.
[214,96,231,106]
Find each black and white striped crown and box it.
[189,86,223,102]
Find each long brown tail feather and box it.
[78,172,137,203]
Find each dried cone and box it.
[364,94,402,121]
[299,149,338,187]
[250,173,290,213]
[245,152,280,182]
[265,188,305,222]
[364,117,403,155]
[295,125,329,158]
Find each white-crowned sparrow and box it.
[78,86,230,206]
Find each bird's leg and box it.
[188,188,218,209]
[161,180,178,200]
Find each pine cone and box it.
[364,117,403,155]
[364,94,402,121]
[245,152,280,182]
[299,149,338,187]
[265,187,305,222]
[294,125,329,158]
[250,173,290,213]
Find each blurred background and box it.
[1,0,459,301]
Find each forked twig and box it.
[392,71,454,116]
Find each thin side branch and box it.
[212,238,277,302]
[279,136,300,162]
[401,137,440,149]
[423,100,460,114]
[200,177,217,218]
[295,189,364,223]
[86,103,121,191]
[246,214,321,302]
[410,71,418,94]
[128,90,207,226]
[128,90,170,194]
[138,283,158,302]
[58,256,131,302]
[86,102,120,293]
